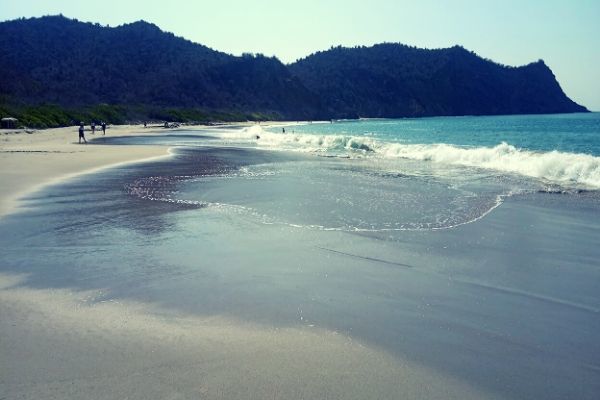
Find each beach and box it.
[1,125,486,400]
[0,125,170,217]
[1,121,599,399]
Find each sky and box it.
[1,0,599,110]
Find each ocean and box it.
[1,113,599,399]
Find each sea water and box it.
[141,113,600,233]
[243,113,600,187]
[1,113,599,399]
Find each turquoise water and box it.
[280,113,600,155]
[217,113,600,190]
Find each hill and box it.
[0,15,322,125]
[0,16,588,127]
[289,44,588,118]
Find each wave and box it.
[227,125,377,152]
[229,126,600,189]
[380,142,600,189]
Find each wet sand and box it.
[1,127,598,399]
[0,126,497,399]
[0,272,497,400]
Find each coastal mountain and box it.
[0,15,322,121]
[289,44,588,118]
[0,15,588,126]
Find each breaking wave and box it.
[381,142,600,189]
[230,126,600,189]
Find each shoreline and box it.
[0,120,305,217]
[0,124,197,217]
[1,121,599,399]
[0,128,503,399]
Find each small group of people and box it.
[78,121,107,144]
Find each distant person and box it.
[78,122,87,144]
[144,121,147,128]
[91,121,96,134]
[282,127,285,133]
[101,121,106,135]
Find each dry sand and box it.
[0,125,499,399]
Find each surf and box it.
[227,125,600,190]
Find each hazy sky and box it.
[1,0,599,110]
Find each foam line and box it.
[221,127,600,189]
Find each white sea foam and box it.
[380,142,600,189]
[228,126,600,189]
[231,126,378,153]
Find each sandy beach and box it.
[1,3,598,398]
[0,125,170,217]
[0,125,499,399]
[1,123,598,399]
[1,271,495,399]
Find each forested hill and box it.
[0,16,588,127]
[0,15,322,122]
[289,44,588,118]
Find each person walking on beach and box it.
[101,121,106,135]
[91,121,96,134]
[78,122,87,144]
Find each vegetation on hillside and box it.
[0,103,275,129]
[0,16,588,128]
[289,44,587,118]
